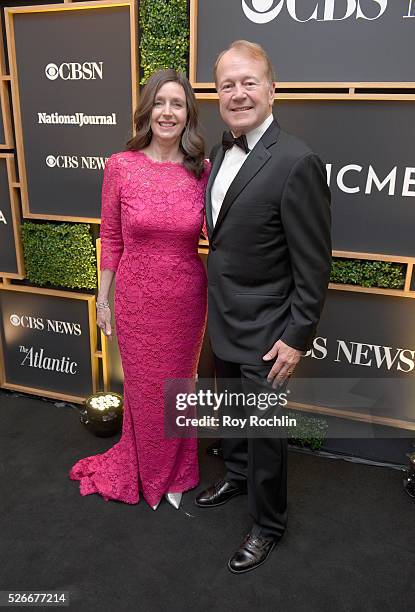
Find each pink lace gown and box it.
[69,150,209,507]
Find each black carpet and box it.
[1,389,414,612]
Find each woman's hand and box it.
[97,305,112,337]
[96,270,115,337]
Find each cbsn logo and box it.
[10,314,82,336]
[45,62,103,81]
[242,0,415,23]
[45,155,108,170]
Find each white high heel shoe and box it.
[151,500,160,511]
[165,492,182,509]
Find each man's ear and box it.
[269,82,275,105]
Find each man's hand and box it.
[263,340,302,388]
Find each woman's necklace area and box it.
[143,148,183,164]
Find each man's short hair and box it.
[213,40,275,87]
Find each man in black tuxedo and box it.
[195,40,331,573]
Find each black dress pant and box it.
[214,354,288,540]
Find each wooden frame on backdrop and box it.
[200,237,415,300]
[95,238,110,392]
[0,81,14,149]
[196,91,415,102]
[5,0,138,223]
[0,28,14,149]
[189,0,415,100]
[329,251,415,299]
[287,396,415,432]
[0,153,25,279]
[0,284,99,403]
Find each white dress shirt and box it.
[211,114,274,227]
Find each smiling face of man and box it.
[216,48,274,137]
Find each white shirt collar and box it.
[232,114,274,153]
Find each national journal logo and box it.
[38,112,117,127]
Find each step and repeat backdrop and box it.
[0,0,414,433]
[7,1,136,222]
[192,0,415,431]
[197,99,415,257]
[291,291,415,430]
[0,286,97,403]
[0,0,137,402]
[0,154,24,277]
[191,0,415,87]
[0,37,14,150]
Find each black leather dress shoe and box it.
[195,479,246,507]
[228,533,277,574]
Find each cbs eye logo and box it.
[45,63,59,80]
[242,0,284,24]
[242,0,389,23]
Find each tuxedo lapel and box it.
[211,120,280,241]
[206,146,225,237]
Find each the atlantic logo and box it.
[10,314,82,336]
[19,345,77,374]
[45,61,103,81]
[242,0,415,23]
[305,336,415,372]
[45,154,108,171]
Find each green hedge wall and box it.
[238,409,328,452]
[20,225,406,292]
[139,0,189,84]
[330,258,405,289]
[286,410,328,451]
[21,222,97,290]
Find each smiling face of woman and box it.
[150,81,188,146]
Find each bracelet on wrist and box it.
[96,300,110,310]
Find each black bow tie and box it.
[222,131,250,154]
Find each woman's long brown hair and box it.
[126,69,205,179]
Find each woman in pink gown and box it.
[69,69,209,509]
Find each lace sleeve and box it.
[100,155,123,272]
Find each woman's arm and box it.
[97,155,123,337]
[97,269,115,337]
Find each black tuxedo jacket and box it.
[205,119,332,365]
